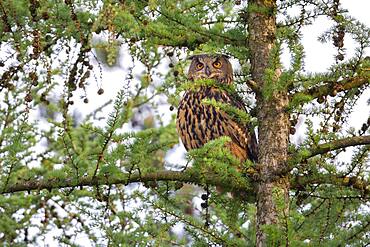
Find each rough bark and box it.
[1,169,254,196]
[247,0,290,246]
[3,169,369,196]
[293,76,369,100]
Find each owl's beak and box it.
[205,66,211,76]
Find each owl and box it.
[176,54,258,163]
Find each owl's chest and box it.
[178,88,229,123]
[176,88,229,150]
[179,87,229,108]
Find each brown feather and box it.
[177,54,257,163]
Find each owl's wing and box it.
[216,111,258,162]
[218,90,258,162]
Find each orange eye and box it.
[213,61,222,68]
[196,63,204,70]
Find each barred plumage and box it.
[176,54,257,162]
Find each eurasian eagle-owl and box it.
[176,54,258,162]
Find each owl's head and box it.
[187,54,233,84]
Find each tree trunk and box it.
[247,1,290,246]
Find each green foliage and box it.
[188,136,245,183]
[0,0,369,246]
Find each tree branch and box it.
[293,76,369,100]
[126,1,245,49]
[288,135,370,167]
[1,169,253,195]
[2,165,369,197]
[2,137,368,196]
[292,175,370,196]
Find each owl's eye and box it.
[213,61,222,68]
[196,63,204,70]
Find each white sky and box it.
[302,0,370,71]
